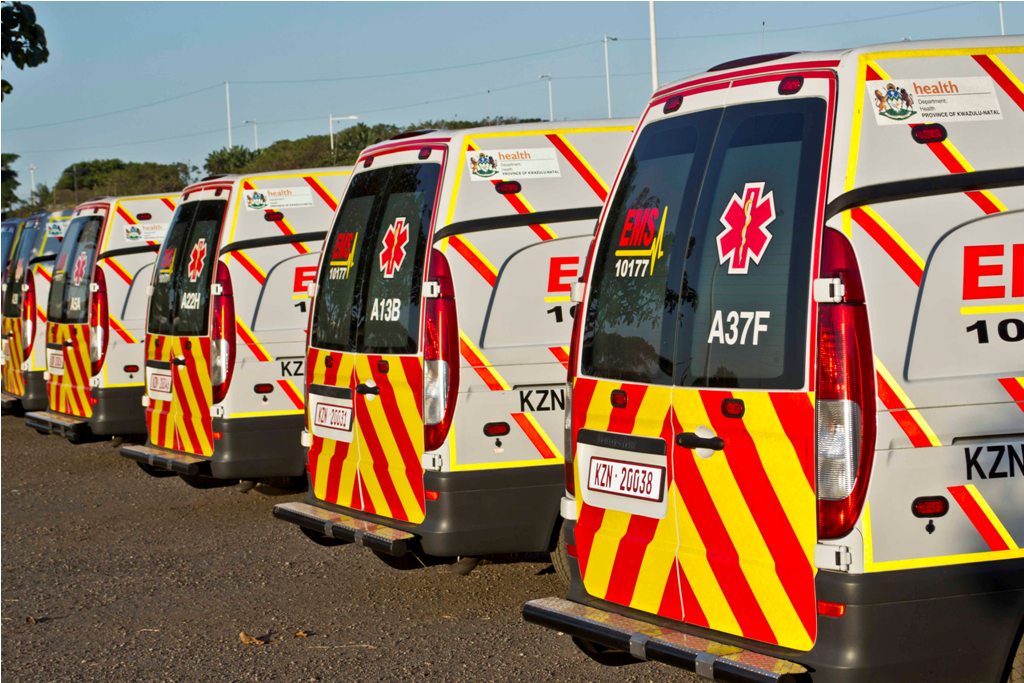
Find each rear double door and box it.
[575,76,833,651]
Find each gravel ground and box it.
[1,415,699,682]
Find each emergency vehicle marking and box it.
[242,181,310,255]
[875,356,942,448]
[849,206,925,286]
[145,335,214,456]
[964,442,1024,480]
[458,330,510,391]
[465,142,557,241]
[109,315,136,344]
[548,346,570,369]
[46,322,92,418]
[948,484,1019,551]
[235,317,273,362]
[998,377,1024,411]
[972,53,1024,112]
[103,258,134,286]
[231,250,268,285]
[707,310,771,346]
[1,318,26,396]
[545,134,611,201]
[518,387,565,412]
[446,235,498,286]
[303,175,339,212]
[72,252,89,286]
[277,379,305,410]
[511,412,562,461]
[614,206,667,278]
[716,182,776,274]
[379,217,409,278]
[187,239,207,283]
[327,232,357,280]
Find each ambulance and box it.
[24,194,178,441]
[272,121,634,574]
[2,210,71,414]
[524,38,1024,682]
[2,217,24,276]
[119,168,352,486]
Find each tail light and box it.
[563,238,596,497]
[816,229,876,540]
[21,274,36,356]
[211,261,236,404]
[89,267,109,375]
[423,250,459,451]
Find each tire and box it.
[1009,628,1024,683]
[135,462,177,478]
[572,636,637,667]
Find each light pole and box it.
[329,115,359,151]
[27,164,37,205]
[603,35,618,118]
[243,119,259,151]
[225,81,233,148]
[539,74,554,122]
[649,0,660,92]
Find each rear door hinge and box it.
[814,543,852,572]
[813,277,845,303]
[423,281,441,299]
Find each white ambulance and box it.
[524,37,1024,682]
[273,121,634,575]
[119,168,352,486]
[2,210,72,414]
[25,194,178,441]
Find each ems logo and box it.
[469,152,498,178]
[72,251,89,286]
[187,238,207,283]
[246,191,268,210]
[716,182,776,275]
[872,82,916,121]
[379,217,409,279]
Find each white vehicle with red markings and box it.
[524,37,1024,682]
[272,122,634,575]
[120,168,352,487]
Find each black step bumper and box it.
[1,390,22,414]
[120,442,210,476]
[3,370,47,413]
[25,410,91,440]
[523,597,806,682]
[272,501,414,556]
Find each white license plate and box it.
[149,372,172,394]
[48,349,65,372]
[313,402,353,432]
[587,457,665,503]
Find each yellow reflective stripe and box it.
[965,484,1019,550]
[960,303,1024,315]
[582,509,631,599]
[229,409,303,418]
[627,509,678,615]
[875,356,942,447]
[857,206,926,271]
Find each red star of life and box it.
[379,217,409,279]
[715,181,776,274]
[187,238,207,282]
[72,251,89,285]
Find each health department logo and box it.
[246,191,268,209]
[469,153,498,178]
[873,82,916,121]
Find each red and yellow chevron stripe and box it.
[46,322,93,418]
[999,376,1024,412]
[875,358,941,448]
[948,484,1019,551]
[2,317,26,396]
[235,317,272,362]
[972,54,1024,112]
[546,133,611,202]
[304,175,339,212]
[511,412,562,461]
[145,334,213,456]
[102,258,133,286]
[458,330,510,391]
[447,235,498,286]
[307,348,359,509]
[849,206,924,286]
[242,181,309,254]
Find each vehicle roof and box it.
[182,167,353,195]
[654,34,1021,95]
[360,118,636,156]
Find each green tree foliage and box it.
[1,2,49,100]
[204,145,259,175]
[2,153,20,211]
[51,159,191,206]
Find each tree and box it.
[1,2,49,100]
[2,153,20,211]
[204,146,259,175]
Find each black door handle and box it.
[63,339,74,347]
[676,432,725,451]
[355,383,379,396]
[172,356,187,366]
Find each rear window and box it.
[2,222,42,317]
[148,200,226,336]
[312,163,440,354]
[584,97,826,389]
[47,215,104,324]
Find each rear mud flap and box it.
[25,410,91,440]
[120,443,209,476]
[273,501,415,557]
[523,597,807,683]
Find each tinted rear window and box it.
[2,222,42,317]
[47,215,104,324]
[312,163,440,354]
[148,200,226,336]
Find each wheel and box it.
[449,556,480,576]
[135,462,177,478]
[179,473,237,489]
[572,636,637,667]
[299,526,350,547]
[550,521,571,590]
[1009,627,1024,683]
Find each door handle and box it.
[63,339,74,347]
[676,430,724,452]
[355,383,379,396]
[172,356,187,367]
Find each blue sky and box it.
[2,1,1018,200]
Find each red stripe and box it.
[357,392,408,521]
[768,393,816,491]
[998,378,1024,412]
[672,427,777,644]
[161,198,177,211]
[172,348,204,454]
[277,379,304,410]
[448,236,497,287]
[676,561,710,627]
[546,134,607,201]
[400,356,423,420]
[500,191,551,241]
[947,485,1010,551]
[511,413,558,460]
[865,65,883,81]
[575,502,605,579]
[36,267,52,283]
[973,54,1024,112]
[233,252,266,285]
[358,475,375,515]
[181,338,213,452]
[876,371,933,448]
[324,440,347,506]
[964,190,1001,215]
[459,337,504,391]
[850,207,923,286]
[700,390,815,643]
[371,355,425,511]
[236,323,271,362]
[110,318,134,344]
[304,176,338,212]
[549,346,569,370]
[116,206,137,225]
[104,261,133,286]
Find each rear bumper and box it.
[11,371,47,412]
[208,414,306,479]
[25,409,91,440]
[278,464,564,557]
[272,501,415,556]
[120,442,209,476]
[523,597,806,682]
[88,385,146,435]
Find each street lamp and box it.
[329,115,359,151]
[539,74,554,122]
[603,35,618,118]
[242,119,259,151]
[27,164,37,205]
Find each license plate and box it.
[48,349,65,372]
[313,402,353,432]
[1,340,8,364]
[149,372,172,394]
[587,457,665,503]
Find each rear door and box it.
[2,221,42,395]
[308,160,440,524]
[45,212,106,417]
[577,75,833,651]
[146,199,226,455]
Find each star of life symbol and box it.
[716,182,776,275]
[187,238,207,283]
[72,251,89,286]
[379,217,409,279]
